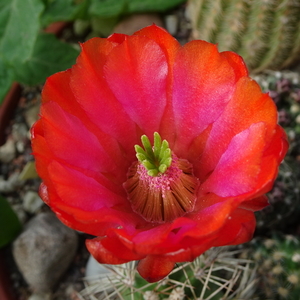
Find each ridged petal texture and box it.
[31,25,288,282]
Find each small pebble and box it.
[165,15,179,35]
[12,123,28,141]
[13,212,78,293]
[11,203,27,224]
[16,140,25,153]
[113,14,164,35]
[24,102,41,128]
[0,138,16,163]
[85,255,111,283]
[0,172,23,193]
[28,292,52,300]
[23,191,44,214]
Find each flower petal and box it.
[41,102,123,178]
[220,51,249,79]
[86,236,145,264]
[70,38,138,159]
[196,78,277,180]
[212,208,256,246]
[129,198,239,256]
[133,25,181,144]
[104,34,168,137]
[200,122,267,197]
[41,69,130,177]
[137,255,175,282]
[47,161,127,210]
[172,41,241,155]
[239,195,269,211]
[49,201,142,236]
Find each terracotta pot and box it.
[0,83,22,146]
[0,21,70,299]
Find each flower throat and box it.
[124,132,198,223]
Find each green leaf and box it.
[89,0,186,17]
[0,196,21,248]
[41,0,89,27]
[14,33,79,86]
[0,1,10,39]
[0,58,15,105]
[90,16,119,37]
[127,0,186,13]
[0,0,45,64]
[89,0,126,17]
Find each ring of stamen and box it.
[124,133,199,223]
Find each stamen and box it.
[124,154,199,223]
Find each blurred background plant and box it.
[0,195,21,249]
[0,0,186,105]
[187,0,300,73]
[240,234,300,300]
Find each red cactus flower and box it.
[31,25,288,282]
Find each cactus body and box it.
[247,235,300,299]
[187,0,300,72]
[81,247,257,299]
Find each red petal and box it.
[172,40,238,156]
[263,125,289,162]
[41,102,125,179]
[86,236,144,264]
[197,78,277,180]
[220,51,248,79]
[137,255,175,282]
[239,195,269,211]
[133,25,181,145]
[201,123,266,197]
[107,33,127,44]
[48,161,126,210]
[86,238,130,265]
[50,203,143,236]
[70,38,139,159]
[130,199,238,256]
[212,208,256,246]
[133,24,180,66]
[104,35,168,137]
[42,70,83,117]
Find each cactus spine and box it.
[187,0,300,72]
[81,247,257,299]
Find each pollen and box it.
[124,153,199,223]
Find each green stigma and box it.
[134,132,172,177]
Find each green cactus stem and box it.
[187,0,300,73]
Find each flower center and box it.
[124,133,199,223]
